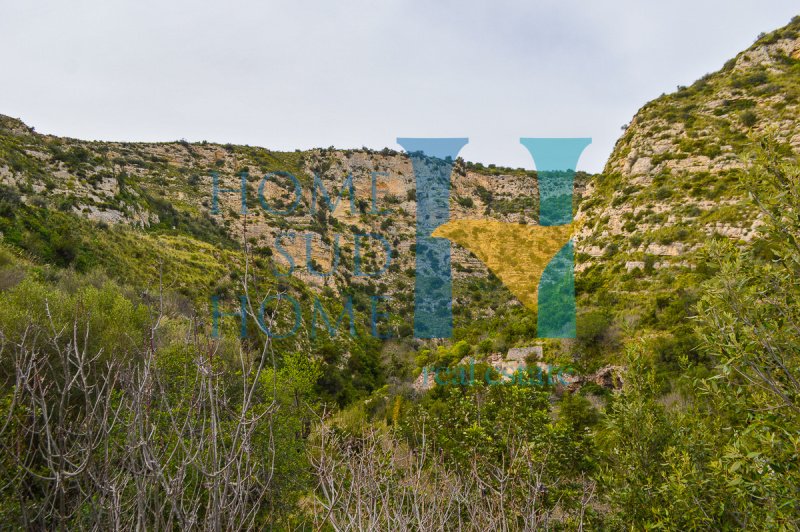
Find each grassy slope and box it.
[572,16,800,374]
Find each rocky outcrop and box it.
[577,18,800,265]
[564,365,625,393]
[572,17,800,337]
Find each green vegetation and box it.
[0,14,799,526]
[597,144,800,527]
[1,132,799,527]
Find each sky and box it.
[1,1,798,173]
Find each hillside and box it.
[0,15,799,529]
[571,17,800,371]
[3,18,800,377]
[0,113,560,297]
[1,18,799,377]
[0,109,601,405]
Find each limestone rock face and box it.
[507,346,542,362]
[573,17,800,321]
[0,111,566,317]
[564,365,625,393]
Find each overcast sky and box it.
[1,1,797,172]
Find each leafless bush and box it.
[309,421,596,531]
[0,298,279,530]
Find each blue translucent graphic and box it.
[305,233,340,277]
[397,137,468,339]
[519,138,591,226]
[312,173,355,214]
[537,240,576,337]
[211,171,248,215]
[257,294,302,339]
[257,172,302,215]
[353,233,393,277]
[520,138,590,338]
[312,296,356,338]
[211,295,248,338]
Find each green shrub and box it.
[740,110,758,127]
